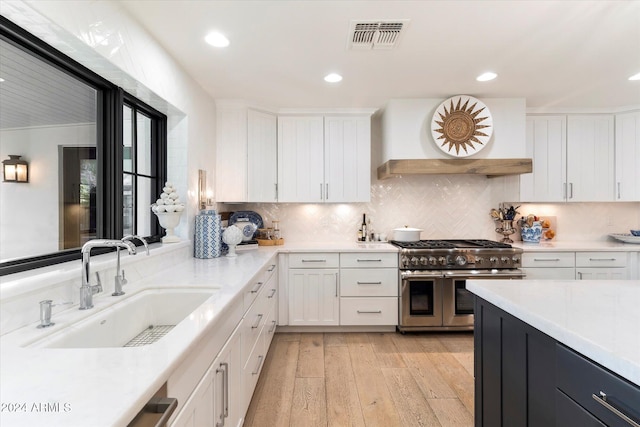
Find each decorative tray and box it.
[609,233,640,244]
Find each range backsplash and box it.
[221,175,640,243]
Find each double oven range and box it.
[390,239,524,332]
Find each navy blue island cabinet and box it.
[473,297,640,427]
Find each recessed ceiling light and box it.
[0,78,5,82]
[629,72,640,81]
[205,31,230,48]
[476,72,497,82]
[324,73,343,83]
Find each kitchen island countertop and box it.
[467,279,640,387]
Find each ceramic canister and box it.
[194,210,222,258]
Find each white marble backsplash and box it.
[223,175,640,243]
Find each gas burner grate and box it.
[390,239,512,249]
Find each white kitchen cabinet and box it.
[288,253,339,326]
[566,115,615,201]
[277,114,371,203]
[520,114,614,202]
[171,328,241,427]
[615,110,640,201]
[216,102,277,202]
[521,251,575,280]
[339,252,398,326]
[575,251,628,280]
[520,115,566,202]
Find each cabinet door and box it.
[247,110,278,202]
[216,106,248,202]
[567,115,615,201]
[171,361,216,427]
[324,116,371,202]
[277,116,324,202]
[520,116,566,202]
[522,268,576,280]
[576,268,628,280]
[615,111,640,201]
[288,268,339,325]
[215,329,242,427]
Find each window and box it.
[0,17,166,276]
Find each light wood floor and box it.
[244,332,474,427]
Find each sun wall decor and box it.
[431,95,493,157]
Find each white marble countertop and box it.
[512,240,640,252]
[0,242,398,427]
[467,279,640,386]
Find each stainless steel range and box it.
[391,239,524,332]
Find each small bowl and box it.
[630,230,640,236]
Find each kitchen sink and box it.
[29,288,216,349]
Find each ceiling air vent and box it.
[348,20,409,50]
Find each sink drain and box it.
[124,325,175,347]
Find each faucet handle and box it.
[93,271,103,294]
[123,235,150,255]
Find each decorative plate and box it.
[609,233,640,244]
[229,211,263,239]
[431,95,493,158]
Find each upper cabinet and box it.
[615,111,640,201]
[277,114,372,203]
[520,114,616,202]
[216,102,277,203]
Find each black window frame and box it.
[0,16,166,276]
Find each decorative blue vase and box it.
[521,221,543,243]
[194,209,222,258]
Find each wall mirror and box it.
[0,18,166,275]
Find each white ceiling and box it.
[121,1,638,110]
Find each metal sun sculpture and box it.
[431,96,493,157]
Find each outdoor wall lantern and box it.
[2,155,29,183]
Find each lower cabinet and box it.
[474,297,640,427]
[171,328,241,427]
[522,251,630,280]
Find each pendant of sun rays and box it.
[431,95,493,157]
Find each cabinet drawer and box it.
[340,252,398,268]
[243,260,276,311]
[522,267,575,280]
[522,252,575,267]
[242,332,266,414]
[340,268,398,297]
[289,252,339,268]
[576,252,627,268]
[263,304,277,351]
[339,297,398,326]
[556,344,640,426]
[241,290,270,367]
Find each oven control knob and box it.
[438,256,447,266]
[419,256,428,266]
[411,257,420,266]
[455,255,467,266]
[401,256,409,266]
[512,256,521,264]
[429,256,438,266]
[475,256,484,265]
[501,256,511,264]
[489,256,499,264]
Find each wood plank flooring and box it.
[244,332,474,427]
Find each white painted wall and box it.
[381,98,526,161]
[0,124,95,260]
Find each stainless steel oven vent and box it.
[348,20,410,50]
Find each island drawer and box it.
[340,252,398,268]
[289,253,339,268]
[522,252,575,268]
[556,344,640,426]
[575,252,627,267]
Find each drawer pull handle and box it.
[357,310,382,314]
[251,314,263,329]
[533,258,561,262]
[267,264,276,272]
[592,391,640,427]
[357,259,382,262]
[267,289,276,298]
[250,281,263,293]
[142,397,178,427]
[357,281,382,285]
[302,259,327,263]
[252,355,264,375]
[268,320,277,333]
[589,258,616,262]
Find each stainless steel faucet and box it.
[80,239,137,310]
[113,235,149,296]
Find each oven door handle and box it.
[400,271,444,280]
[443,270,526,279]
